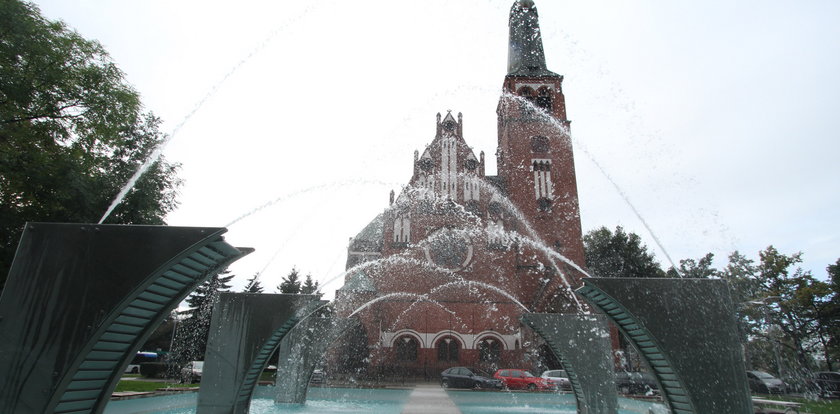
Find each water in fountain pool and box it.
[105,387,665,414]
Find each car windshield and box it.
[193,361,204,369]
[753,371,774,379]
[524,371,535,377]
[471,368,491,377]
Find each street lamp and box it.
[744,296,783,379]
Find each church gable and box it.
[411,111,484,204]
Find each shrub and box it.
[139,362,168,378]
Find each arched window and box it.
[531,159,553,208]
[436,337,459,362]
[518,86,535,101]
[537,197,553,212]
[393,214,410,244]
[536,87,552,110]
[478,338,502,362]
[395,336,419,361]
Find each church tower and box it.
[497,0,586,291]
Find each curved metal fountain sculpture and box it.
[576,277,754,414]
[274,315,357,404]
[521,313,618,414]
[0,223,251,414]
[196,292,325,414]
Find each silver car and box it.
[180,361,204,383]
[541,369,571,391]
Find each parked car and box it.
[615,371,659,395]
[541,369,571,391]
[180,361,204,383]
[310,369,326,385]
[493,369,557,391]
[812,372,840,398]
[441,367,503,389]
[747,370,786,394]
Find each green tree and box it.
[171,271,234,367]
[667,252,717,278]
[727,247,838,376]
[0,0,181,290]
[243,273,264,293]
[301,273,319,294]
[277,267,302,294]
[583,226,665,278]
[823,259,840,369]
[720,251,765,369]
[754,247,816,370]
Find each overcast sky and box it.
[34,0,840,297]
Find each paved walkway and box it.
[401,384,461,414]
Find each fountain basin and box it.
[104,386,666,414]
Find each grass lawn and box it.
[797,399,840,414]
[757,395,840,414]
[114,380,197,393]
[116,370,276,393]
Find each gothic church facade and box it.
[335,0,587,376]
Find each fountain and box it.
[0,223,251,413]
[0,1,759,413]
[196,293,323,413]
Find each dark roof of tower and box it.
[484,175,506,195]
[507,0,559,77]
[337,271,378,293]
[348,213,384,253]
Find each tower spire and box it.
[507,0,554,76]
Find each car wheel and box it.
[473,381,482,390]
[131,367,139,374]
[442,379,449,389]
[527,384,536,391]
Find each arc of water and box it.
[501,91,682,276]
[237,184,347,289]
[398,178,586,310]
[320,193,587,311]
[224,179,399,227]
[98,3,326,224]
[321,231,513,297]
[445,189,587,308]
[347,292,460,319]
[388,279,530,335]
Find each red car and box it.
[493,369,557,391]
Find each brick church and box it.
[335,0,588,376]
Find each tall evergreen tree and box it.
[301,273,319,294]
[170,271,234,370]
[243,273,264,293]
[277,267,301,294]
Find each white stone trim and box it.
[381,330,520,350]
[472,331,510,350]
[388,329,426,348]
